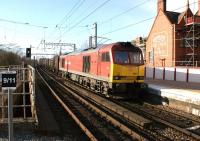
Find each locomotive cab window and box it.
[114,51,129,64]
[129,52,143,64]
[101,52,110,62]
[114,51,143,64]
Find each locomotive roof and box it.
[62,42,140,56]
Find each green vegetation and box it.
[0,49,21,66]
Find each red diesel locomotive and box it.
[57,42,146,97]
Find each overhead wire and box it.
[56,0,86,28]
[55,0,153,43]
[46,0,86,41]
[52,0,155,41]
[65,0,86,24]
[99,0,152,26]
[70,0,112,29]
[41,0,198,49]
[66,0,99,27]
[100,1,198,36]
[101,17,154,36]
[57,0,112,41]
[50,1,98,43]
[58,0,82,26]
[0,17,50,50]
[0,18,29,25]
[0,17,51,29]
[56,0,87,41]
[0,18,50,32]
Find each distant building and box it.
[132,37,146,59]
[146,0,200,67]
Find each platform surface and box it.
[145,79,200,105]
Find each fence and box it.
[145,66,200,83]
[0,65,36,123]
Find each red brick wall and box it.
[146,6,200,67]
[146,11,173,67]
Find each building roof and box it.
[165,7,197,25]
[178,11,186,23]
[165,11,181,24]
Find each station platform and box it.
[144,79,200,116]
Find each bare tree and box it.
[0,49,21,66]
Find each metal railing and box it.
[173,61,200,67]
[0,65,36,123]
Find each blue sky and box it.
[0,0,198,56]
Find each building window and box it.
[149,51,154,63]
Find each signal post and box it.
[1,70,17,141]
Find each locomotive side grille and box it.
[137,76,144,80]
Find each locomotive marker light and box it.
[2,71,16,141]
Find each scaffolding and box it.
[182,16,200,67]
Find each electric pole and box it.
[94,22,97,48]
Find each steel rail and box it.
[62,82,146,141]
[46,69,151,128]
[144,103,200,125]
[37,69,98,141]
[121,102,200,140]
[39,68,148,141]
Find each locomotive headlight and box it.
[113,76,120,80]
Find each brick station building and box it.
[146,0,200,67]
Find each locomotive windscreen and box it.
[114,51,144,65]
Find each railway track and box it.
[36,69,90,140]
[37,68,146,141]
[143,103,200,135]
[117,101,200,140]
[40,68,200,140]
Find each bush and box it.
[0,49,21,66]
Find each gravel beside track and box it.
[0,70,89,141]
[38,68,134,141]
[116,100,200,140]
[45,69,200,140]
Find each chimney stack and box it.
[157,0,166,13]
[186,0,189,10]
